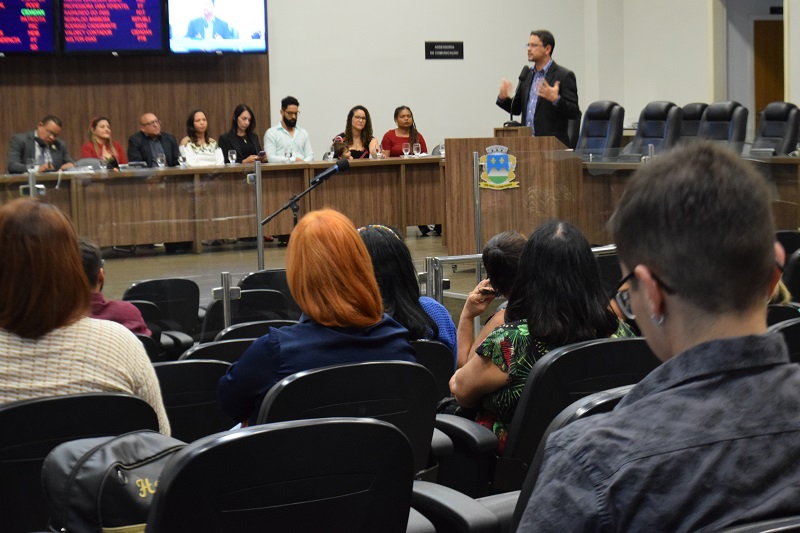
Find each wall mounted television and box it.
[60,0,166,54]
[167,0,266,54]
[0,0,56,54]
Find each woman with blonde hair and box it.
[80,116,128,168]
[0,198,169,434]
[217,208,416,425]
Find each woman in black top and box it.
[333,105,379,159]
[218,104,267,164]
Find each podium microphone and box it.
[310,158,350,185]
[504,65,531,127]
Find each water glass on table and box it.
[413,143,422,157]
[155,154,166,168]
[26,158,37,174]
[402,143,411,157]
[284,151,293,162]
[228,150,238,165]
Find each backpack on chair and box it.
[41,430,186,533]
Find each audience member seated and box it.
[449,220,632,452]
[457,230,526,368]
[6,114,75,174]
[0,199,169,434]
[359,224,457,359]
[264,95,314,162]
[127,112,180,167]
[381,105,428,157]
[518,142,800,531]
[218,103,267,164]
[332,105,379,159]
[217,209,416,425]
[80,116,128,170]
[179,109,224,167]
[79,238,151,336]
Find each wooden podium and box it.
[444,136,584,255]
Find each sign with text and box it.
[425,41,463,60]
[0,0,55,53]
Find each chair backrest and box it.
[510,384,634,531]
[123,278,201,335]
[575,100,625,158]
[0,393,159,532]
[238,269,302,319]
[680,102,708,141]
[179,338,255,364]
[200,289,290,342]
[567,117,581,149]
[257,361,437,475]
[147,418,414,533]
[214,319,299,342]
[717,515,800,533]
[152,360,234,442]
[411,339,455,400]
[431,144,442,155]
[697,101,749,151]
[493,337,661,493]
[767,316,800,364]
[783,249,800,305]
[767,304,800,327]
[753,102,800,156]
[777,230,800,258]
[626,101,682,155]
[593,245,622,297]
[135,332,163,361]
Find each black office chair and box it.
[123,278,202,339]
[200,289,290,342]
[622,101,682,156]
[718,515,800,533]
[574,100,625,159]
[0,393,159,533]
[777,230,800,258]
[411,339,455,401]
[152,360,234,442]
[238,269,302,320]
[257,361,438,479]
[179,338,255,364]
[214,319,299,341]
[752,102,800,156]
[767,316,800,364]
[783,249,800,305]
[411,385,634,533]
[127,300,194,359]
[678,102,708,142]
[146,418,415,533]
[435,337,660,497]
[767,304,800,327]
[697,101,748,153]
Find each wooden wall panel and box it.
[0,54,270,173]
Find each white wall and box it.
[789,0,800,105]
[267,0,800,159]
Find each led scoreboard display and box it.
[0,0,56,53]
[61,0,163,53]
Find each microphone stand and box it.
[260,169,334,229]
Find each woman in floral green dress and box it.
[450,220,633,451]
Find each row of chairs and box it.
[576,100,799,158]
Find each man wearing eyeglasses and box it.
[518,142,800,531]
[7,115,75,174]
[496,29,581,148]
[127,112,180,167]
[264,96,314,163]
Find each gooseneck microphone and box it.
[310,158,350,185]
[504,65,531,127]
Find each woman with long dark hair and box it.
[179,109,223,166]
[380,105,428,157]
[359,224,456,360]
[218,104,267,164]
[333,105,379,159]
[450,220,632,450]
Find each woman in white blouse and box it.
[179,109,224,167]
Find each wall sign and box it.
[425,41,463,60]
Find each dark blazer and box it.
[6,131,74,174]
[127,131,181,167]
[186,17,234,39]
[496,61,581,148]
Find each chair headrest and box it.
[763,102,798,121]
[681,103,707,120]
[703,101,742,121]
[641,101,676,120]
[585,101,619,119]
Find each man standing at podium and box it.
[496,29,580,148]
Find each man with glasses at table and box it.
[127,112,180,168]
[264,96,314,163]
[517,142,800,532]
[7,115,75,174]
[496,29,581,148]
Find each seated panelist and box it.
[80,116,128,170]
[218,104,266,164]
[127,112,180,167]
[380,105,428,157]
[332,105,379,159]
[179,109,224,167]
[6,114,75,174]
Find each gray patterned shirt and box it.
[518,333,800,532]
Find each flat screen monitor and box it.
[61,0,165,54]
[0,0,56,54]
[168,0,266,54]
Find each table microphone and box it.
[310,158,350,185]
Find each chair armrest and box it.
[431,427,454,458]
[411,481,502,533]
[435,414,498,454]
[407,508,436,533]
[477,492,520,533]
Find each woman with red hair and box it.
[0,198,169,434]
[217,208,416,425]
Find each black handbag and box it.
[41,429,186,533]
